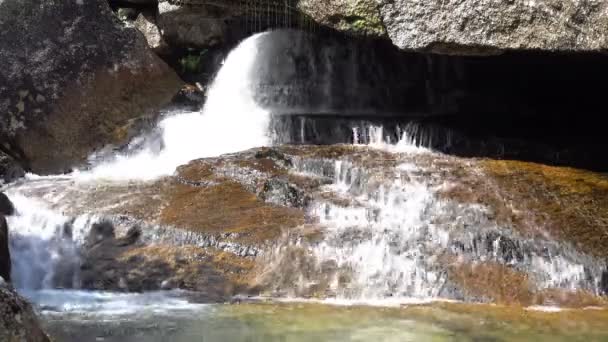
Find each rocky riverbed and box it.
[3,143,607,307]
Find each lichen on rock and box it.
[298,0,386,37]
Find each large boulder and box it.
[0,0,183,174]
[297,0,386,37]
[299,0,608,55]
[0,280,50,342]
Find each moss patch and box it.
[481,160,608,258]
[297,0,386,36]
[447,259,534,305]
[160,181,305,245]
[447,258,607,307]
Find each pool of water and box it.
[26,290,608,342]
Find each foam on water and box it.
[20,290,209,317]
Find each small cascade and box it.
[79,32,273,182]
[309,161,445,299]
[261,151,607,302]
[5,193,99,290]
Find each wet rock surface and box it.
[79,221,250,299]
[0,192,12,283]
[0,216,10,283]
[0,0,183,174]
[5,146,608,306]
[0,281,50,342]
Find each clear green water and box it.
[41,299,608,342]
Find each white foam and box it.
[21,289,209,317]
[5,193,97,290]
[77,32,272,182]
[354,125,428,153]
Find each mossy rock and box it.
[297,0,386,37]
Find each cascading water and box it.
[5,193,98,290]
[259,131,607,303]
[79,32,273,182]
[1,29,606,341]
[2,31,281,293]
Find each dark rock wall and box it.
[0,0,183,174]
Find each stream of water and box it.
[3,30,607,341]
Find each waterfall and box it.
[78,32,273,182]
[2,28,605,314]
[5,193,98,290]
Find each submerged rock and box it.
[0,0,183,174]
[0,281,50,342]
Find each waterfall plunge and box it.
[80,32,272,182]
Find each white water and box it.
[77,32,272,182]
[308,161,448,299]
[265,156,606,302]
[356,125,428,153]
[2,29,606,324]
[5,194,98,290]
[21,289,208,317]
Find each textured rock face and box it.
[158,1,228,49]
[134,13,170,54]
[298,0,608,55]
[298,0,386,36]
[0,281,50,342]
[379,0,608,55]
[0,0,183,174]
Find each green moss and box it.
[298,0,386,37]
[340,0,386,36]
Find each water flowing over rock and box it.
[0,0,183,174]
[1,29,607,334]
